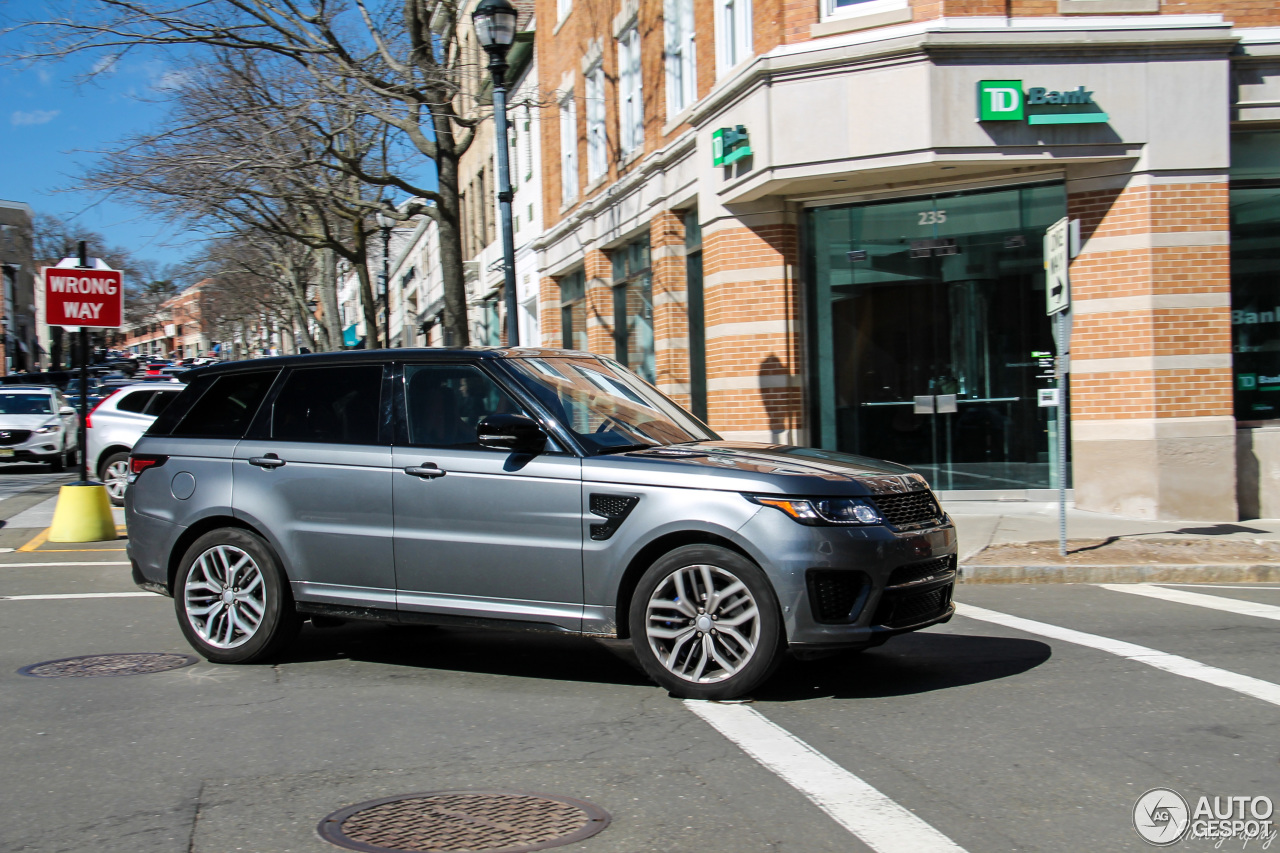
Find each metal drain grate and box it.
[318,791,611,853]
[18,653,198,678]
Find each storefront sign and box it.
[712,126,751,166]
[978,80,1109,125]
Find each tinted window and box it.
[172,372,277,439]
[271,365,383,445]
[402,364,521,448]
[144,390,180,416]
[116,390,157,414]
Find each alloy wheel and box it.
[183,545,267,649]
[103,459,130,503]
[644,563,761,684]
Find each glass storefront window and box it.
[1230,131,1280,421]
[806,182,1067,491]
[560,268,588,351]
[611,236,655,383]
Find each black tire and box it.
[629,544,784,700]
[100,451,131,506]
[174,528,301,664]
[49,447,66,472]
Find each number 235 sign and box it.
[43,265,123,328]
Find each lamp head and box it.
[472,0,518,53]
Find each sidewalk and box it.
[943,498,1280,583]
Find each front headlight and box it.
[747,495,882,526]
[35,424,61,434]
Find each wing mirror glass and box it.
[59,406,75,415]
[477,413,546,454]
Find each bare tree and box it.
[20,0,513,347]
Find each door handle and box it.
[249,454,286,469]
[404,464,446,479]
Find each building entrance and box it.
[806,182,1068,491]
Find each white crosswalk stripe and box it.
[1098,583,1280,621]
[956,602,1280,708]
[686,700,968,853]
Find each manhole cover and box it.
[318,791,611,853]
[18,652,199,678]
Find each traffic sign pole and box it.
[1044,217,1072,558]
[76,241,90,485]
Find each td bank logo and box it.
[977,79,1109,125]
[978,80,1024,121]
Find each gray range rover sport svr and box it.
[127,349,957,699]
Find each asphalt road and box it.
[0,466,1277,853]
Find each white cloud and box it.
[91,54,120,75]
[11,109,60,126]
[37,68,52,86]
[150,68,192,92]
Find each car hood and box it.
[580,441,929,496]
[0,415,60,430]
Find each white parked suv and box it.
[0,386,79,470]
[88,383,184,505]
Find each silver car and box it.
[126,350,957,699]
[87,383,185,505]
[0,386,79,470]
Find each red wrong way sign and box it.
[44,267,123,328]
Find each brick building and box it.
[532,0,1280,521]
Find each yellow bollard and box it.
[48,484,118,543]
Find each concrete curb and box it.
[958,564,1280,584]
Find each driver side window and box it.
[402,364,523,448]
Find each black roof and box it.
[192,347,595,377]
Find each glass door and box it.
[807,183,1069,490]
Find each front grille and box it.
[806,570,867,623]
[871,584,953,629]
[872,490,943,529]
[0,430,31,446]
[886,556,955,588]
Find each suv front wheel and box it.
[175,529,301,664]
[629,544,784,700]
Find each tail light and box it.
[85,389,122,429]
[129,454,168,475]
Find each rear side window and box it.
[145,390,180,416]
[116,391,157,414]
[271,365,383,445]
[171,372,277,439]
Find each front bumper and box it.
[737,505,958,651]
[0,431,65,462]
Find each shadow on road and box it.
[271,621,1050,700]
[757,632,1052,702]
[277,621,654,688]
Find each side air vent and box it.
[589,494,639,541]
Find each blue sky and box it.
[0,7,203,269]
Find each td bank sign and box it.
[978,80,1110,125]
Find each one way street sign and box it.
[43,260,123,328]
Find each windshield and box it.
[507,356,717,454]
[0,394,55,415]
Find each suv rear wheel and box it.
[175,529,301,664]
[629,544,784,700]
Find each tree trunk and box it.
[435,145,469,348]
[352,227,381,349]
[317,250,344,350]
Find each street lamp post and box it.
[376,211,393,348]
[473,0,520,347]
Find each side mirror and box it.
[59,406,74,415]
[477,413,546,454]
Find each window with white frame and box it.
[664,0,696,116]
[822,0,906,22]
[586,63,607,181]
[617,25,644,155]
[559,90,578,203]
[521,107,533,183]
[715,0,752,76]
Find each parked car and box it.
[142,361,171,376]
[126,349,957,699]
[88,383,185,505]
[0,386,80,470]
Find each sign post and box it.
[1044,217,1071,557]
[40,244,124,543]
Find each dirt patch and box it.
[967,537,1280,566]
